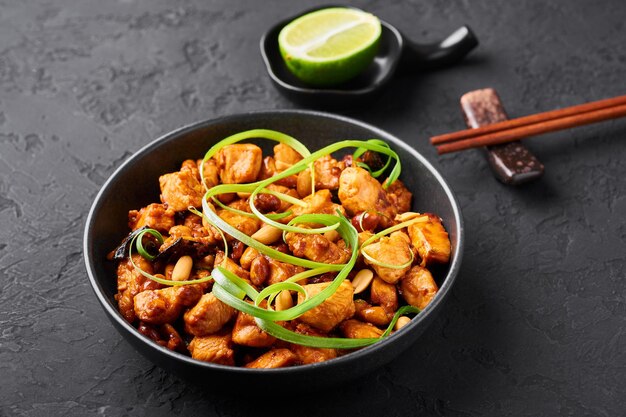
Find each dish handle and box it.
[398,25,478,72]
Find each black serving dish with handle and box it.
[83,110,464,391]
[260,5,478,107]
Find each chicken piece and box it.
[184,293,236,336]
[370,276,399,313]
[384,179,412,214]
[354,299,391,327]
[167,225,193,239]
[267,258,306,285]
[160,225,194,250]
[138,322,186,353]
[358,231,374,247]
[285,231,350,265]
[232,311,276,347]
[407,214,451,266]
[287,189,344,219]
[214,251,250,281]
[313,155,345,190]
[189,268,214,292]
[258,156,276,180]
[274,143,303,170]
[188,333,235,365]
[400,266,439,310]
[128,203,175,233]
[183,212,222,243]
[362,231,413,284]
[215,144,262,184]
[197,158,219,189]
[181,159,200,178]
[217,206,261,238]
[338,167,396,228]
[257,156,299,188]
[245,349,298,369]
[339,319,384,339]
[297,281,355,332]
[115,255,161,323]
[289,323,338,364]
[133,284,203,325]
[159,166,204,212]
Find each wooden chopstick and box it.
[431,94,626,145]
[435,102,626,155]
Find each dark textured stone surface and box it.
[1,0,625,416]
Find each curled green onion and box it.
[129,229,213,287]
[381,305,421,337]
[361,247,415,270]
[135,229,164,261]
[123,130,431,350]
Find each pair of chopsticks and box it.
[431,94,626,154]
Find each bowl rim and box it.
[83,109,464,375]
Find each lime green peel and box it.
[278,7,382,86]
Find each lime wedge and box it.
[278,7,382,86]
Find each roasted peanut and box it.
[240,247,260,270]
[251,224,283,244]
[236,192,251,199]
[324,229,340,242]
[230,241,245,263]
[250,256,270,286]
[275,175,297,189]
[275,290,293,311]
[359,306,391,327]
[351,211,380,232]
[172,256,193,281]
[216,192,235,204]
[296,169,313,198]
[395,316,411,330]
[254,193,281,213]
[351,269,374,294]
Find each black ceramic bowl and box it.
[83,110,464,390]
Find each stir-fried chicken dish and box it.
[109,130,451,368]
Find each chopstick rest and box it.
[460,88,544,185]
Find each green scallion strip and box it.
[381,305,421,337]
[256,281,307,309]
[361,247,415,270]
[135,229,164,261]
[246,140,401,234]
[361,215,428,250]
[128,229,214,287]
[359,215,428,269]
[255,318,380,348]
[200,129,311,192]
[353,139,393,180]
[210,195,292,221]
[210,214,359,322]
[309,162,316,196]
[203,196,346,270]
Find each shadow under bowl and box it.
[83,110,464,391]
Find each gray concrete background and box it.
[1,1,625,416]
